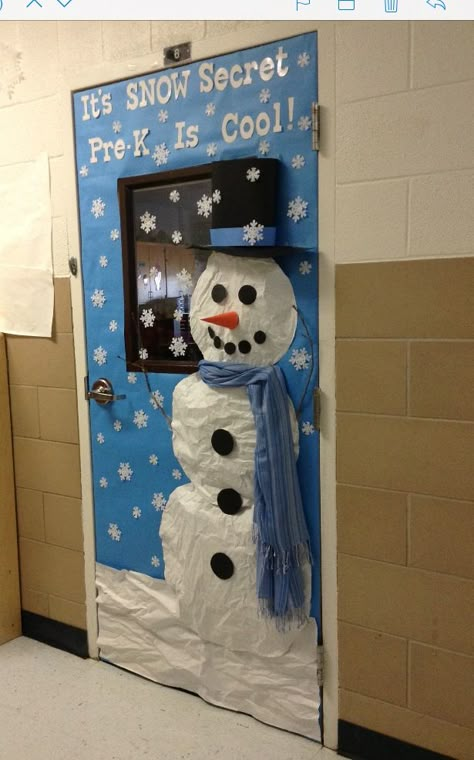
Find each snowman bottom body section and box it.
[143,370,320,737]
[163,372,307,656]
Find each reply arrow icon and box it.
[426,0,447,9]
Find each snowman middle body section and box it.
[160,253,309,656]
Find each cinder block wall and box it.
[335,22,474,760]
[6,280,84,628]
[0,335,21,644]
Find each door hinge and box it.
[313,387,321,432]
[316,645,324,686]
[312,103,320,152]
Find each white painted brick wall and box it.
[335,21,474,263]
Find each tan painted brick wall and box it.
[336,258,474,759]
[335,25,473,753]
[0,335,21,644]
[6,279,86,630]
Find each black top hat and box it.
[210,158,278,247]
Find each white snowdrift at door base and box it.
[96,563,321,741]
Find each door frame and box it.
[64,20,338,749]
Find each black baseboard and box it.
[338,721,455,760]
[21,611,89,659]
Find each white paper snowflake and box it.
[140,211,156,235]
[118,462,133,481]
[197,194,212,218]
[176,268,193,293]
[140,309,155,329]
[212,189,221,204]
[297,52,310,68]
[152,142,170,166]
[91,198,106,219]
[207,143,217,157]
[302,421,315,436]
[109,320,118,332]
[132,506,142,519]
[288,196,309,223]
[172,230,183,245]
[173,308,183,322]
[99,477,108,488]
[246,167,261,183]
[258,139,270,156]
[298,115,312,131]
[205,102,216,116]
[149,454,158,466]
[172,469,182,480]
[158,109,168,123]
[128,373,137,384]
[79,165,89,178]
[139,348,148,360]
[99,255,108,268]
[108,523,121,541]
[299,260,312,275]
[259,88,271,103]
[169,190,180,203]
[133,409,149,429]
[151,555,161,568]
[113,420,122,432]
[169,336,187,357]
[110,228,120,241]
[243,220,264,246]
[289,347,311,371]
[91,289,106,308]
[96,433,105,444]
[150,390,164,410]
[93,346,107,366]
[112,120,122,134]
[149,266,159,278]
[152,492,167,511]
[292,154,306,170]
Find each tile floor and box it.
[0,637,338,760]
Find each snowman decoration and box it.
[160,160,313,658]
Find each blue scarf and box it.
[199,360,311,629]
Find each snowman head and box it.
[190,252,297,366]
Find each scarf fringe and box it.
[257,599,308,633]
[253,525,313,574]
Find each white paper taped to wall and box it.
[0,153,53,337]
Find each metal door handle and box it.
[86,378,126,406]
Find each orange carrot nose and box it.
[201,311,240,330]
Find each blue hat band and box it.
[210,227,276,247]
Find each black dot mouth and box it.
[207,327,266,354]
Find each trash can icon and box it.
[385,0,398,11]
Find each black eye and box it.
[238,285,257,305]
[212,284,227,303]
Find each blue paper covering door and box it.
[74,33,321,740]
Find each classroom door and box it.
[73,32,321,741]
